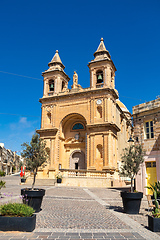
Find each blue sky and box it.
[0,0,160,152]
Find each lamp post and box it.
[128,135,134,143]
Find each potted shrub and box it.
[146,182,160,232]
[55,171,63,183]
[0,203,36,232]
[146,181,160,199]
[21,175,26,183]
[0,170,6,198]
[21,133,48,212]
[120,144,145,214]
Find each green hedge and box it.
[0,203,34,217]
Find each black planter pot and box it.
[121,191,143,214]
[0,214,36,232]
[57,178,62,183]
[21,188,45,212]
[148,215,160,232]
[21,178,26,183]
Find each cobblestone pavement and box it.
[0,175,160,240]
[89,188,149,228]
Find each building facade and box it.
[0,143,20,175]
[132,98,160,194]
[37,38,132,187]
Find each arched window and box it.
[72,123,84,130]
[96,70,103,84]
[49,80,54,92]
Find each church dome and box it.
[116,99,130,113]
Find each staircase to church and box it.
[25,176,56,186]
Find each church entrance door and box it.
[70,150,85,170]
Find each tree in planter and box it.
[21,133,48,189]
[120,144,145,192]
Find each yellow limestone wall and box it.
[36,39,132,188]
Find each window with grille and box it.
[144,120,154,139]
[146,162,156,168]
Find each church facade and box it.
[37,39,132,187]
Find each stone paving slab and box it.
[0,231,147,239]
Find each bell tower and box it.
[42,50,70,97]
[88,38,116,89]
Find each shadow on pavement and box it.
[106,205,124,213]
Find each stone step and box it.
[26,178,56,186]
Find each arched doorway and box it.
[70,150,85,170]
[59,113,87,170]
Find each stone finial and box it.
[50,50,62,64]
[93,38,111,60]
[47,50,65,71]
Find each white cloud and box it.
[19,117,27,124]
[10,117,37,130]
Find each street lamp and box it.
[128,135,134,143]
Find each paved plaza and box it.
[0,175,160,240]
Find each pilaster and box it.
[90,99,95,124]
[104,68,107,86]
[43,78,48,96]
[107,98,111,122]
[106,66,111,87]
[88,134,96,170]
[104,98,108,122]
[90,70,94,88]
[50,137,56,168]
[108,132,112,168]
[103,133,108,168]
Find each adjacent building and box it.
[132,98,160,194]
[0,143,20,174]
[37,38,132,187]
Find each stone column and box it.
[10,165,12,174]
